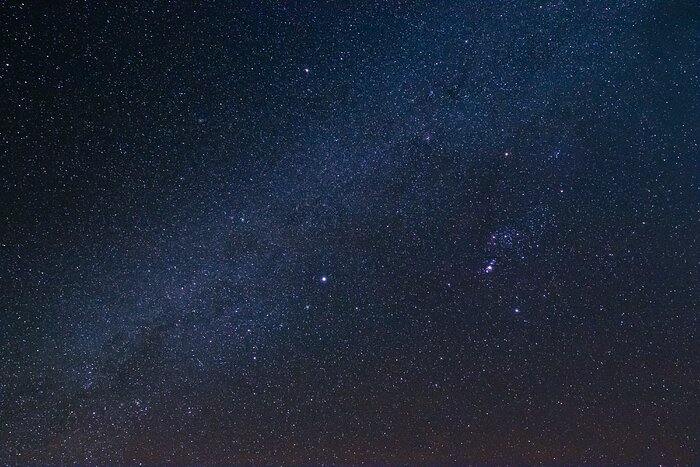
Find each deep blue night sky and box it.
[1,1,698,463]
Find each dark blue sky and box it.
[1,1,698,463]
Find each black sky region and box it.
[1,1,699,464]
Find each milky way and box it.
[1,1,698,463]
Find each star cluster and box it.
[1,1,698,464]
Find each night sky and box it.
[1,1,699,464]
